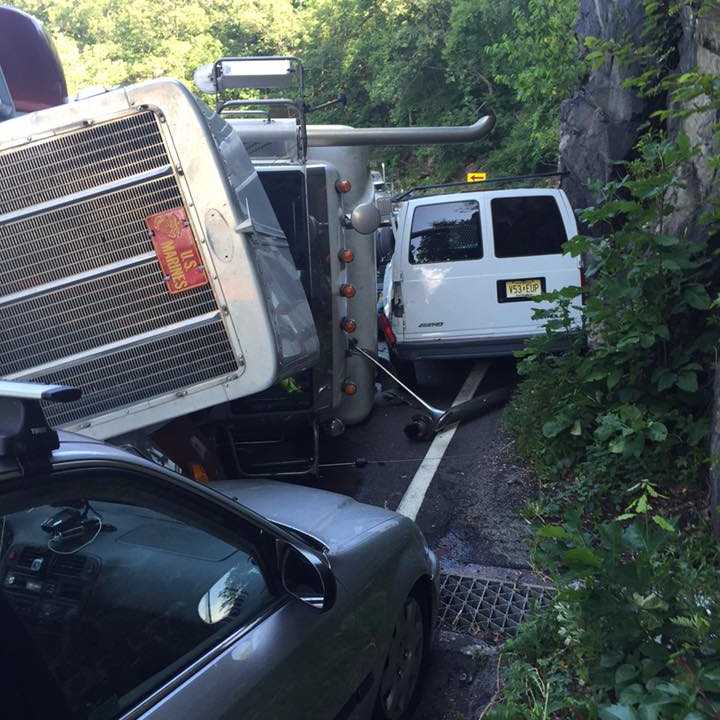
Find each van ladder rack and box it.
[393,171,568,202]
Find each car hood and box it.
[213,479,397,550]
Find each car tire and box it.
[373,591,428,720]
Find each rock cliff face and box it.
[559,0,649,211]
[558,0,719,217]
[560,0,720,531]
[671,3,720,233]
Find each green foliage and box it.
[481,0,583,171]
[501,112,720,718]
[491,517,720,720]
[13,0,583,184]
[299,0,583,180]
[13,0,300,92]
[497,3,720,717]
[507,129,718,499]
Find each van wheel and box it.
[373,593,427,720]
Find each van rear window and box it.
[491,196,568,258]
[409,200,482,264]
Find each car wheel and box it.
[373,593,426,720]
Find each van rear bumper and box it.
[394,334,571,361]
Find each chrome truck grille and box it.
[0,111,238,429]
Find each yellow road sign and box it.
[466,172,487,183]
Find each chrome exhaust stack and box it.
[307,112,495,147]
[349,341,510,440]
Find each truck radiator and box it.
[0,111,238,429]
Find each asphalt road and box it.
[309,357,537,720]
[316,357,532,571]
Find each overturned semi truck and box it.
[0,8,494,478]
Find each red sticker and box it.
[146,207,208,294]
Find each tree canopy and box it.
[12,0,583,182]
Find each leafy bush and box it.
[493,516,720,720]
[495,9,720,718]
[507,132,718,504]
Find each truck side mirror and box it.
[350,203,381,235]
[376,226,395,263]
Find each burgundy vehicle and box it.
[0,5,67,112]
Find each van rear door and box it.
[486,190,581,336]
[397,189,580,347]
[400,196,493,340]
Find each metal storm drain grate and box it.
[439,572,554,641]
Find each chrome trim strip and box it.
[0,165,174,225]
[7,311,221,379]
[0,252,157,308]
[234,167,260,192]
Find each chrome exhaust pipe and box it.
[349,342,444,423]
[307,112,495,147]
[349,341,510,439]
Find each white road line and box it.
[396,361,490,520]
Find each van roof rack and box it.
[393,171,568,202]
[0,381,81,463]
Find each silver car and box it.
[0,385,438,720]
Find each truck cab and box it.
[0,14,318,458]
[187,57,496,476]
[384,186,582,369]
[1,22,496,479]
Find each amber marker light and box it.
[335,179,352,193]
[341,317,357,333]
[339,283,356,298]
[338,248,354,263]
[342,380,358,396]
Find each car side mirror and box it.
[279,541,336,612]
[350,203,381,235]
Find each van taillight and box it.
[378,312,397,346]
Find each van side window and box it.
[409,200,482,264]
[491,196,568,258]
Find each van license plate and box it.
[505,279,543,298]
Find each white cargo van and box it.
[382,188,582,368]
